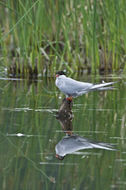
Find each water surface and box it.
[0,75,126,189]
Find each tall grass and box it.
[0,0,126,77]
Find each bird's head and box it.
[56,71,66,78]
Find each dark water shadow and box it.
[55,98,116,160]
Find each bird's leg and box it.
[66,96,73,101]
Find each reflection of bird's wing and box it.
[76,136,115,151]
[55,136,93,156]
[60,77,93,95]
[91,142,116,151]
[55,135,116,157]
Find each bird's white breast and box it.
[55,75,66,88]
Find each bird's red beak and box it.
[55,154,59,158]
[56,74,59,78]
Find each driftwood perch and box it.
[56,98,73,134]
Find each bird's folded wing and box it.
[64,77,93,91]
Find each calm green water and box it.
[0,75,126,190]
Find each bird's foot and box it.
[66,96,73,102]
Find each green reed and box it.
[0,0,126,77]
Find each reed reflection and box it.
[55,99,116,160]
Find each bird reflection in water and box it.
[55,98,116,160]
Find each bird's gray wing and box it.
[62,77,93,95]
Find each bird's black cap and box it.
[56,71,66,76]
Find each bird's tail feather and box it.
[91,81,117,90]
[96,86,117,91]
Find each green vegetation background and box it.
[0,0,126,76]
